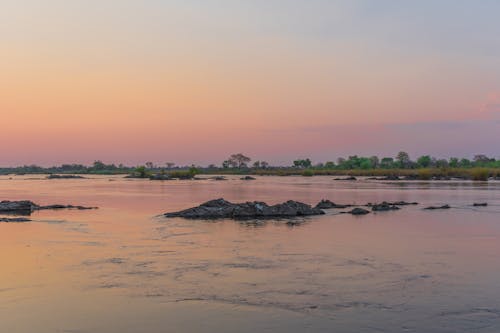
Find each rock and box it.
[149,174,172,180]
[125,173,151,178]
[473,202,488,207]
[37,204,97,210]
[347,208,370,215]
[371,202,400,212]
[164,198,325,219]
[0,200,97,215]
[389,201,419,206]
[334,176,357,181]
[0,217,31,222]
[0,200,38,214]
[211,176,227,181]
[240,176,256,180]
[315,199,352,209]
[424,204,451,210]
[368,175,401,181]
[47,174,85,179]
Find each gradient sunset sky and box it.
[1,0,499,166]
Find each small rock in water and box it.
[334,176,357,181]
[149,174,172,180]
[424,204,451,210]
[210,176,227,181]
[473,202,488,207]
[47,174,85,179]
[38,204,97,210]
[0,200,38,213]
[388,201,419,206]
[315,200,352,209]
[371,202,400,212]
[0,200,97,215]
[0,217,31,222]
[240,176,256,180]
[347,208,370,215]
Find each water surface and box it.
[1,175,500,332]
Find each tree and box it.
[435,159,449,168]
[260,161,269,169]
[293,158,312,168]
[417,155,432,168]
[324,161,335,169]
[396,151,411,168]
[459,158,472,168]
[227,153,251,168]
[474,154,490,164]
[253,161,261,168]
[380,157,394,169]
[93,160,106,171]
[165,162,175,169]
[145,161,154,169]
[449,157,459,168]
[369,156,379,168]
[135,166,147,178]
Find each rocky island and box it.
[164,198,324,219]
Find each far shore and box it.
[2,167,499,182]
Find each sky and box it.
[1,0,499,166]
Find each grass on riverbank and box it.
[245,167,499,181]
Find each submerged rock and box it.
[164,198,325,219]
[149,174,172,180]
[0,200,97,215]
[370,202,400,212]
[315,199,352,209]
[240,176,256,180]
[368,175,401,181]
[0,217,31,222]
[389,201,419,206]
[473,202,488,207]
[37,204,97,210]
[347,208,370,215]
[47,174,86,179]
[424,204,451,210]
[334,176,357,181]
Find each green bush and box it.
[302,169,314,177]
[471,168,489,181]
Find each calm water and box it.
[1,175,500,333]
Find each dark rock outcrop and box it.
[164,198,324,219]
[47,174,85,179]
[211,176,227,181]
[240,176,256,180]
[424,204,451,210]
[315,199,352,209]
[0,200,38,214]
[473,202,488,207]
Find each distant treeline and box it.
[1,152,499,181]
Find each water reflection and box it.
[0,175,499,333]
